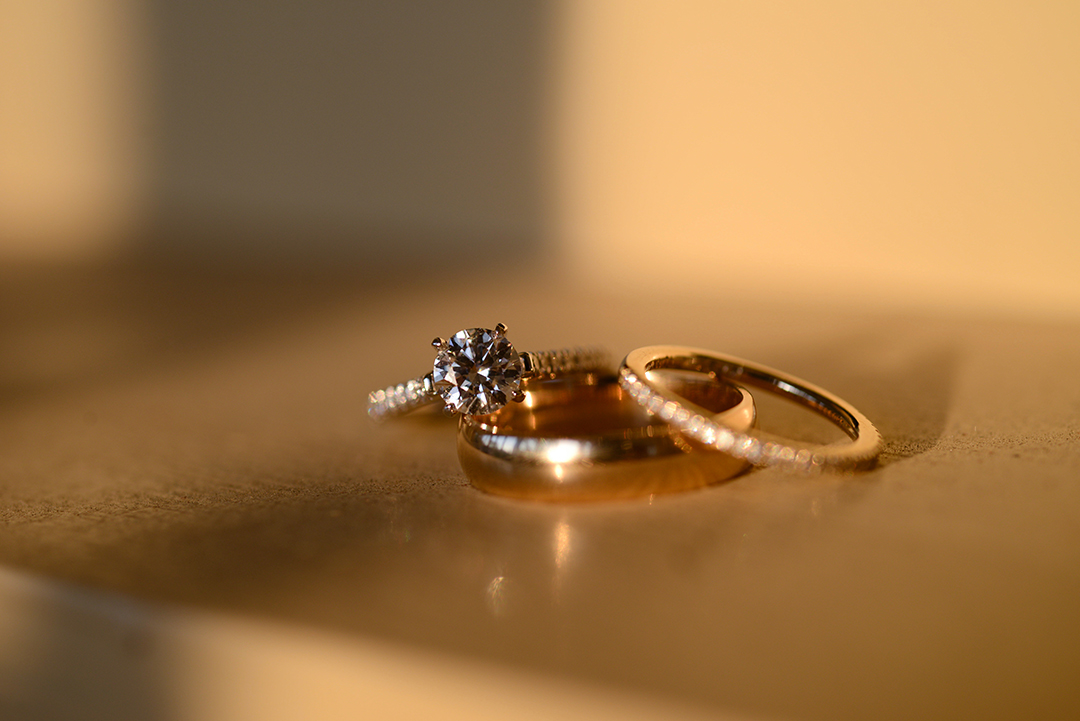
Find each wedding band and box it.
[367,324,609,420]
[619,346,881,473]
[458,373,756,501]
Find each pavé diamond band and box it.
[367,324,609,421]
[458,373,756,501]
[619,346,881,473]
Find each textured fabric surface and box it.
[1,265,1078,720]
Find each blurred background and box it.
[2,0,1078,315]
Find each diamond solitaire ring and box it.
[367,324,609,420]
[620,346,882,473]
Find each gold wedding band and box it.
[620,346,881,473]
[458,373,756,501]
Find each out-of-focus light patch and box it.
[485,575,508,617]
[553,521,572,570]
[0,0,146,259]
[544,440,580,465]
[0,573,51,688]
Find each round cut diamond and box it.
[432,328,524,415]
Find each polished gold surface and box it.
[458,373,754,501]
[622,346,882,473]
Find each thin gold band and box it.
[458,373,755,501]
[620,346,882,473]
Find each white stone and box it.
[432,327,524,415]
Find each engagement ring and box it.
[368,324,609,420]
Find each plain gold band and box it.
[458,373,756,501]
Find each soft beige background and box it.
[555,1,1080,317]
[0,0,146,257]
[3,1,1078,316]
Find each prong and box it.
[442,404,458,417]
[512,390,526,403]
[432,337,446,349]
[493,323,508,336]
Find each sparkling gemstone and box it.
[432,328,524,415]
[714,427,734,451]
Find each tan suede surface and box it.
[1,266,1078,720]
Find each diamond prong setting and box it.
[367,331,608,421]
[432,327,525,416]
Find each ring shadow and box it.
[754,322,958,469]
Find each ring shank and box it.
[621,347,881,473]
[641,353,860,439]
